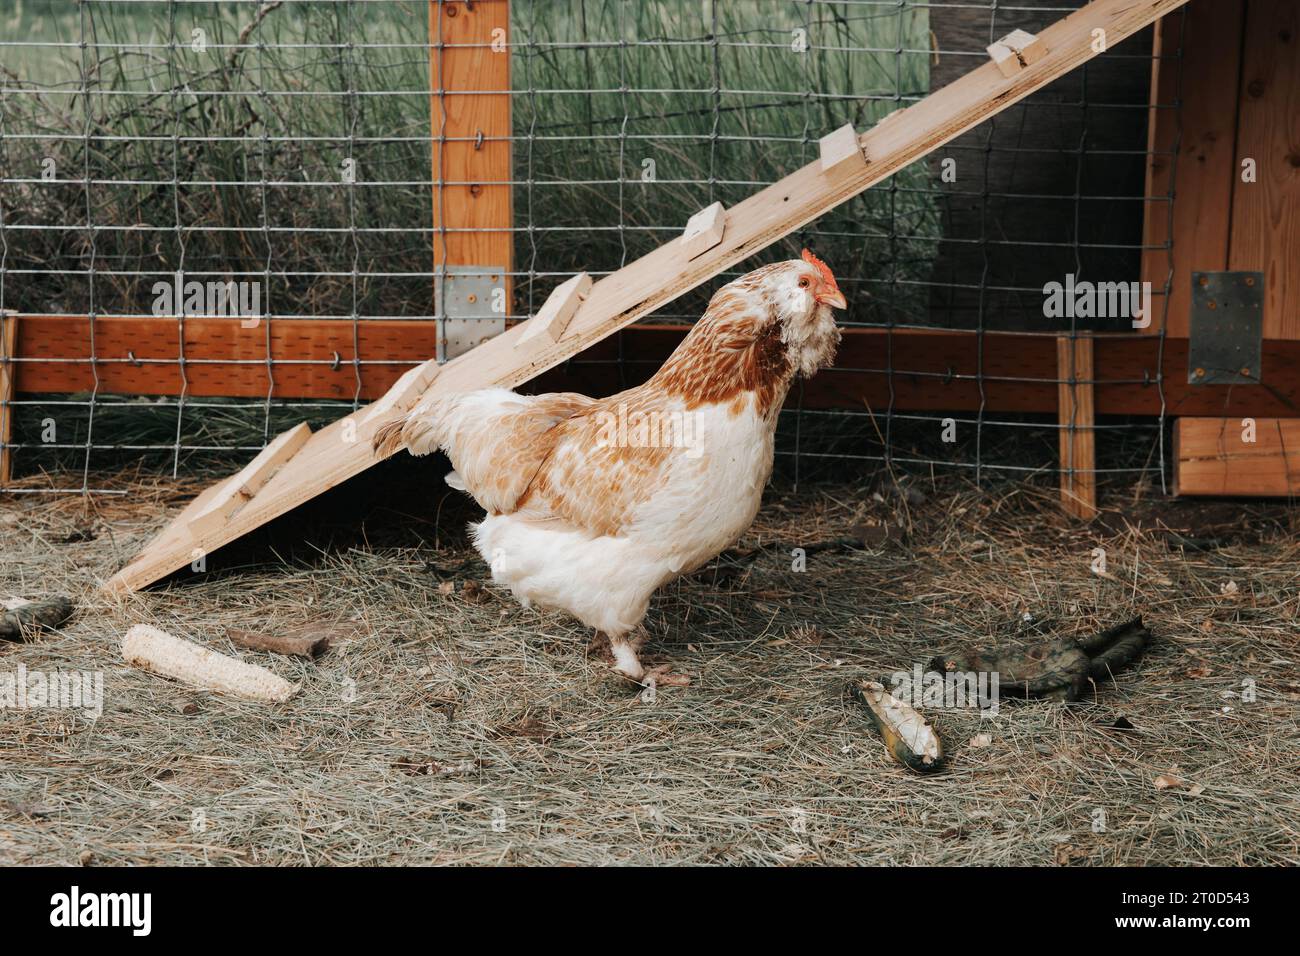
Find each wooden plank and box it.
[515,272,592,347]
[430,0,512,350]
[535,329,1300,419]
[187,422,312,539]
[1174,417,1300,496]
[1056,336,1097,519]
[15,315,1300,418]
[1228,0,1300,339]
[0,312,16,487]
[680,202,727,260]
[1140,1,1246,336]
[13,315,438,400]
[103,0,1196,594]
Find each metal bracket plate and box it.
[1188,271,1263,386]
[435,266,507,361]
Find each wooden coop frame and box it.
[0,0,1295,591]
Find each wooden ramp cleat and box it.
[361,358,440,428]
[516,272,592,347]
[680,202,726,260]
[818,123,866,176]
[987,29,1046,77]
[187,422,311,539]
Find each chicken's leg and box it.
[607,633,646,682]
[603,629,690,688]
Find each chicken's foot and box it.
[598,630,690,688]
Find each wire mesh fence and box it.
[0,0,1179,495]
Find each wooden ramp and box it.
[104,0,1190,594]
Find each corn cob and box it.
[852,680,944,773]
[122,624,298,703]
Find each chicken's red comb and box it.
[801,248,839,290]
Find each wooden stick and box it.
[1057,335,1097,519]
[227,625,331,658]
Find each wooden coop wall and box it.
[1142,0,1300,495]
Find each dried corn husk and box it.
[853,681,944,773]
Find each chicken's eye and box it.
[798,277,811,288]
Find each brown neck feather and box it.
[648,286,793,418]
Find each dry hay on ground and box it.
[1,466,1298,865]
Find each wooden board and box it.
[538,329,1300,419]
[103,0,1196,594]
[15,317,1300,418]
[430,0,512,348]
[1056,336,1097,519]
[13,315,438,400]
[1174,417,1300,496]
[1140,1,1245,336]
[1227,0,1299,339]
[0,313,16,488]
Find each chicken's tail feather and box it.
[371,395,451,458]
[371,417,407,457]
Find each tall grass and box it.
[512,0,937,321]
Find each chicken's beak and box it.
[816,287,847,310]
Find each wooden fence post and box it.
[430,0,512,359]
[1057,335,1097,519]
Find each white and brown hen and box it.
[375,250,845,685]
